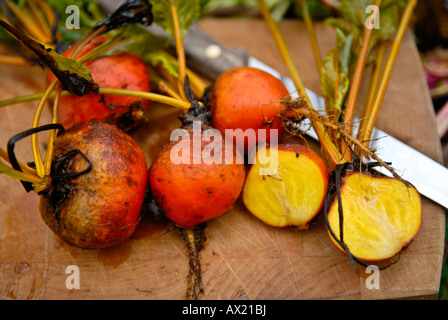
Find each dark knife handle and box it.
[182,26,249,81]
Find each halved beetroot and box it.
[47,35,151,131]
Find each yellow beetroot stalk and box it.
[357,0,418,156]
[256,0,346,167]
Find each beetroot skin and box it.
[39,120,148,248]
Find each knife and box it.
[98,0,448,210]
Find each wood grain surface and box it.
[0,18,445,300]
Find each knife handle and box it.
[182,26,249,81]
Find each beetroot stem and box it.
[170,1,188,103]
[44,85,61,176]
[357,0,417,156]
[342,0,381,144]
[0,148,36,175]
[5,0,53,46]
[0,159,41,184]
[69,25,108,60]
[98,88,191,110]
[298,0,322,76]
[360,41,387,129]
[31,79,59,178]
[0,88,191,110]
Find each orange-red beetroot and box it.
[39,120,148,248]
[210,66,289,154]
[149,127,246,228]
[47,36,151,131]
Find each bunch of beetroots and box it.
[18,44,422,275]
[148,66,295,229]
[40,65,293,248]
[200,66,420,267]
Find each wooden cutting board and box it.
[0,18,445,300]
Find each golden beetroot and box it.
[149,125,246,228]
[210,66,289,153]
[326,171,422,262]
[148,122,246,300]
[39,120,148,249]
[243,143,329,228]
[47,36,151,131]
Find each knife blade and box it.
[98,0,448,210]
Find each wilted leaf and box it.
[336,28,354,74]
[46,51,99,95]
[0,20,98,96]
[321,27,352,119]
[321,0,408,115]
[321,49,350,119]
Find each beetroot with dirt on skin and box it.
[39,120,148,249]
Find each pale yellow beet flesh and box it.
[243,144,329,228]
[327,172,422,261]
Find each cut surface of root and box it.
[327,171,422,262]
[243,144,329,228]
